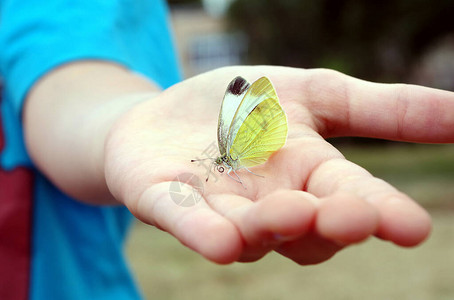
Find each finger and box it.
[132,182,243,264]
[302,69,454,142]
[307,158,432,246]
[207,190,317,262]
[316,192,379,244]
[276,233,342,265]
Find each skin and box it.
[24,61,454,265]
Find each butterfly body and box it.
[215,154,239,170]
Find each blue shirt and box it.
[0,1,181,299]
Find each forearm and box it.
[24,61,160,204]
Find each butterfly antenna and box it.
[191,157,216,182]
[190,157,212,162]
[205,161,216,182]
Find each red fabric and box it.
[0,119,3,150]
[0,102,33,300]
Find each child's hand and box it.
[104,66,453,264]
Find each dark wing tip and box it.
[227,76,250,96]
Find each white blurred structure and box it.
[170,2,247,77]
[202,0,235,18]
[410,35,454,91]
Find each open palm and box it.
[104,66,453,264]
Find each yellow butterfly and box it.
[194,76,288,186]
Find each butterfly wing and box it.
[218,76,250,156]
[225,77,278,155]
[229,78,287,168]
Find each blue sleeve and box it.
[0,0,182,116]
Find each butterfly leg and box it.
[225,167,241,183]
[243,167,265,178]
[226,167,247,189]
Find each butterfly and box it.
[193,76,288,187]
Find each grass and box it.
[126,143,454,300]
[338,143,454,209]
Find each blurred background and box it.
[126,0,454,299]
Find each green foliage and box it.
[228,0,454,81]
